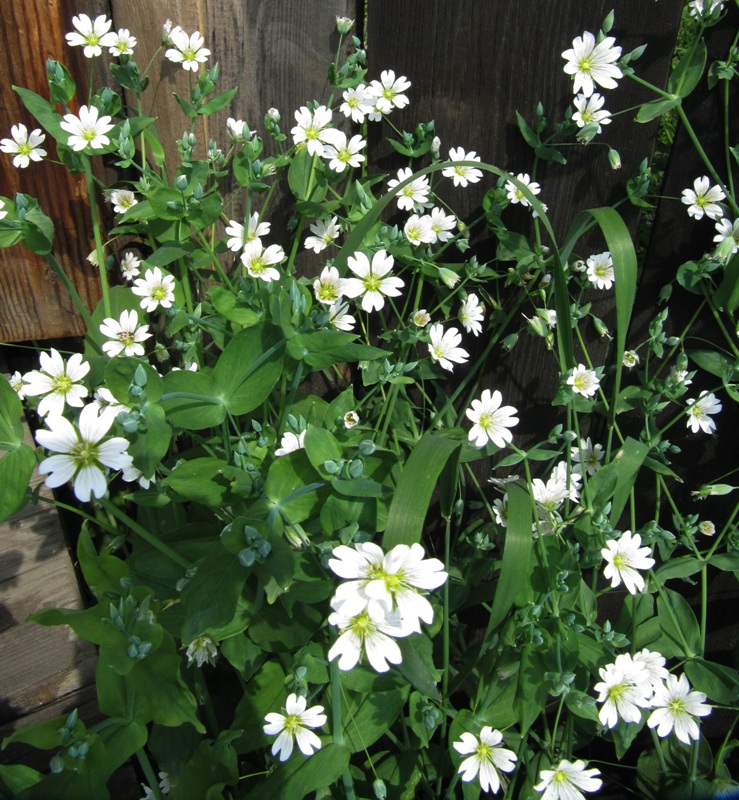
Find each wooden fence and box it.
[1,0,689,343]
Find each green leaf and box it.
[397,634,442,701]
[164,457,243,507]
[21,207,55,254]
[287,330,388,369]
[667,39,707,98]
[0,764,43,794]
[0,375,24,449]
[104,356,163,405]
[287,147,326,202]
[657,588,700,658]
[128,402,172,477]
[710,551,739,572]
[199,87,238,116]
[688,348,736,380]
[654,555,703,581]
[685,658,739,704]
[516,111,540,149]
[13,86,65,141]
[231,661,287,753]
[246,743,350,800]
[208,285,261,326]
[382,434,463,549]
[303,426,343,477]
[180,552,245,641]
[601,437,649,526]
[264,450,325,525]
[713,254,739,312]
[214,323,285,415]
[77,527,128,598]
[168,730,239,800]
[486,483,533,633]
[160,370,226,430]
[0,444,34,521]
[341,687,409,753]
[635,95,681,123]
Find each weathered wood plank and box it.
[0,362,97,746]
[0,0,112,342]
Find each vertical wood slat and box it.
[0,0,111,343]
[366,0,684,424]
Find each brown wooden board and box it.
[0,0,111,342]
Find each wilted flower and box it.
[622,350,640,368]
[336,16,354,34]
[344,411,360,429]
[698,520,716,536]
[185,634,218,668]
[226,117,251,140]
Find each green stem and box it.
[98,498,191,569]
[44,253,95,333]
[330,659,356,800]
[83,157,111,318]
[650,727,668,774]
[136,748,163,800]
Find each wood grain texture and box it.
[0,0,111,342]
[0,365,96,741]
[366,0,683,433]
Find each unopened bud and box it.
[336,16,354,34]
[608,147,622,170]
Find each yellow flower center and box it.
[152,285,168,301]
[363,274,381,293]
[283,714,303,735]
[72,440,99,468]
[52,374,74,396]
[577,56,594,76]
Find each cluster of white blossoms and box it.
[594,651,710,744]
[326,541,447,673]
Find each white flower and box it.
[593,654,652,728]
[369,70,411,115]
[305,217,341,253]
[65,14,117,58]
[442,147,483,188]
[340,85,375,124]
[109,29,137,56]
[0,124,47,168]
[622,350,640,368]
[688,0,725,19]
[91,387,130,424]
[120,251,141,281]
[453,727,517,795]
[164,27,210,71]
[572,92,612,133]
[428,324,469,372]
[35,404,132,502]
[698,520,716,536]
[328,300,356,331]
[681,176,726,221]
[567,364,600,397]
[571,437,604,476]
[713,217,739,257]
[412,309,431,327]
[601,530,655,594]
[459,293,484,336]
[226,117,251,140]
[344,411,360,429]
[267,107,280,123]
[648,673,711,744]
[586,251,614,290]
[493,496,508,527]
[562,31,623,97]
[122,463,154,490]
[132,267,176,312]
[264,693,326,761]
[327,605,407,673]
[185,634,218,668]
[99,310,152,358]
[275,430,306,457]
[291,105,333,157]
[225,213,271,251]
[313,265,347,305]
[240,241,285,282]
[505,173,541,207]
[387,167,431,212]
[686,391,722,434]
[321,129,366,173]
[633,648,669,696]
[109,189,138,214]
[60,105,114,151]
[535,759,602,800]
[343,250,404,313]
[22,348,89,418]
[328,541,447,633]
[428,207,456,242]
[533,461,581,511]
[404,214,436,245]
[466,389,518,449]
[9,371,25,400]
